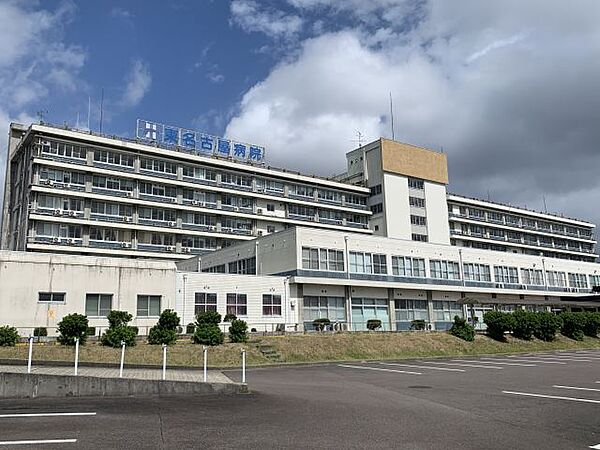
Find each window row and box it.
[194,293,282,316]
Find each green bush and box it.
[186,323,196,334]
[57,313,89,345]
[196,311,222,327]
[534,312,562,342]
[560,312,586,341]
[223,313,237,322]
[86,327,96,337]
[410,319,426,331]
[147,310,181,345]
[101,326,137,347]
[313,318,331,331]
[192,325,224,346]
[449,315,475,342]
[101,310,136,347]
[0,326,19,346]
[33,327,47,337]
[483,311,514,340]
[583,312,600,337]
[366,319,382,331]
[512,310,539,341]
[229,319,249,343]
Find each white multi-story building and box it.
[1,123,371,259]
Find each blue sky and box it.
[1,0,600,227]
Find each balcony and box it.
[221,227,252,236]
[181,223,217,232]
[39,153,87,166]
[92,187,132,198]
[138,218,178,229]
[139,193,177,204]
[137,243,176,253]
[30,236,83,246]
[89,240,132,250]
[92,161,135,174]
[139,169,178,180]
[182,176,218,187]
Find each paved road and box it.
[0,349,599,449]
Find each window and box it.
[36,223,82,239]
[262,294,282,316]
[289,204,315,219]
[257,179,284,193]
[589,275,600,288]
[85,294,112,317]
[37,195,83,212]
[181,236,217,250]
[568,273,588,289]
[226,293,247,316]
[89,227,119,242]
[463,263,491,282]
[222,172,251,187]
[369,184,382,196]
[392,256,426,277]
[194,293,217,315]
[318,189,341,203]
[395,299,429,330]
[266,225,276,234]
[411,215,427,226]
[433,301,462,330]
[266,204,275,212]
[39,168,85,185]
[139,182,176,198]
[140,158,176,174]
[291,185,314,198]
[547,271,567,287]
[411,233,428,242]
[349,252,387,274]
[345,194,367,207]
[408,178,424,190]
[137,295,161,317]
[38,292,65,303]
[494,266,519,284]
[303,296,345,325]
[487,211,503,223]
[370,203,383,214]
[520,269,544,285]
[302,247,344,271]
[429,260,461,280]
[228,257,256,275]
[351,298,390,331]
[409,197,425,208]
[94,150,134,167]
[183,166,216,182]
[41,140,86,159]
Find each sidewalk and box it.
[0,364,233,384]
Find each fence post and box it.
[119,341,125,378]
[162,344,167,381]
[203,346,207,382]
[27,336,33,374]
[74,338,80,376]
[241,349,246,384]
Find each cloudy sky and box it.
[1,0,599,228]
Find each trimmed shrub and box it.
[483,311,514,341]
[410,319,426,331]
[512,310,538,341]
[223,313,237,322]
[366,319,382,331]
[196,311,222,327]
[186,323,196,334]
[560,313,586,341]
[534,312,562,342]
[583,312,600,337]
[449,315,475,342]
[130,326,139,336]
[86,327,96,337]
[192,325,224,346]
[313,318,331,331]
[250,328,257,333]
[101,310,136,347]
[0,326,19,347]
[229,319,249,343]
[147,309,181,345]
[33,327,48,337]
[57,313,89,345]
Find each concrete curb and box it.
[0,372,248,399]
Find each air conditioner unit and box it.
[192,200,200,206]
[182,247,191,253]
[257,231,263,236]
[256,208,263,215]
[121,242,132,248]
[68,211,77,217]
[495,283,504,289]
[170,198,177,203]
[168,221,176,227]
[124,216,133,223]
[234,206,240,212]
[53,209,62,216]
[48,180,55,186]
[65,183,72,188]
[166,246,175,252]
[52,237,60,243]
[67,238,75,245]
[126,191,134,197]
[41,179,51,186]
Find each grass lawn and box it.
[0,332,599,368]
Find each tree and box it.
[57,313,89,346]
[483,311,514,341]
[449,315,475,342]
[229,319,249,343]
[192,311,224,346]
[101,310,137,347]
[0,326,19,347]
[148,309,181,345]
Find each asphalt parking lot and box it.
[0,349,599,449]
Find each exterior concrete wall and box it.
[0,251,177,334]
[424,181,450,245]
[382,173,411,240]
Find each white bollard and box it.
[27,336,33,374]
[203,346,207,382]
[241,349,246,384]
[74,338,80,376]
[119,341,125,378]
[162,344,167,381]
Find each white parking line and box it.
[481,357,566,365]
[423,361,503,370]
[502,390,600,404]
[377,362,465,372]
[0,439,77,446]
[0,412,96,419]
[589,443,600,449]
[453,360,536,367]
[520,356,599,362]
[338,364,421,375]
[553,385,600,393]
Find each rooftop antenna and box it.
[543,195,548,213]
[487,189,490,201]
[76,112,80,129]
[389,92,395,141]
[87,96,91,130]
[350,130,365,149]
[36,110,48,125]
[99,88,104,133]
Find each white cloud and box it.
[120,59,152,108]
[230,0,303,39]
[226,0,600,227]
[110,7,133,20]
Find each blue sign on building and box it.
[136,119,265,163]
